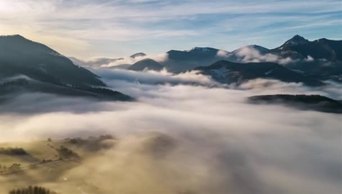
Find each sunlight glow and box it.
[0,1,12,12]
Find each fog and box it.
[96,68,216,86]
[0,70,341,194]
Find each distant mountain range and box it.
[1,34,341,103]
[0,35,132,101]
[1,34,340,114]
[74,35,341,86]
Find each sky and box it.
[0,0,341,59]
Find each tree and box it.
[9,186,57,194]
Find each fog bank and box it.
[0,71,341,194]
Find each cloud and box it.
[96,68,217,87]
[0,74,341,194]
[73,53,169,68]
[232,46,295,64]
[72,57,131,68]
[216,49,230,57]
[238,78,342,99]
[0,0,341,58]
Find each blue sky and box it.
[0,0,341,58]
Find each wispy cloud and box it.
[0,0,340,58]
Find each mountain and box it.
[195,60,323,86]
[128,58,164,71]
[280,35,310,47]
[248,94,342,114]
[167,47,219,61]
[0,35,105,87]
[272,35,342,61]
[226,35,342,64]
[73,34,341,85]
[130,52,146,59]
[127,35,340,79]
[284,59,342,82]
[189,36,341,83]
[232,45,270,55]
[0,35,132,101]
[162,47,228,73]
[270,35,342,82]
[226,45,271,62]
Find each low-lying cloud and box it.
[72,53,168,68]
[0,72,341,194]
[96,68,217,87]
[233,46,294,64]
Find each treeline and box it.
[9,186,56,194]
[0,147,28,156]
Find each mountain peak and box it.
[129,58,164,71]
[292,34,306,39]
[130,52,146,59]
[235,45,269,52]
[1,34,23,37]
[0,34,28,41]
[0,34,62,57]
[284,35,309,46]
[190,47,217,52]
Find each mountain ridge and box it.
[113,35,342,83]
[195,60,323,86]
[0,35,132,101]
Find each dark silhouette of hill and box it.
[0,35,132,101]
[196,60,323,86]
[248,94,342,113]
